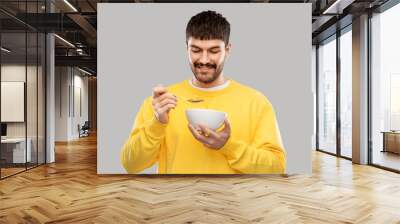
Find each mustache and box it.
[194,62,216,69]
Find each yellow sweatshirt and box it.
[120,79,286,174]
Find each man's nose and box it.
[199,52,210,64]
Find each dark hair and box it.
[186,10,230,45]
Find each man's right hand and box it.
[152,85,177,124]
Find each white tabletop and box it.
[1,138,29,144]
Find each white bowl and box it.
[185,109,227,130]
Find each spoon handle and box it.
[175,95,204,103]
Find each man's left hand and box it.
[188,118,231,150]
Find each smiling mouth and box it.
[194,62,216,69]
[196,64,215,71]
[198,67,213,71]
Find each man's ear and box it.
[225,43,232,57]
[225,43,232,54]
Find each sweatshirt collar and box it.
[189,78,231,91]
[182,77,236,98]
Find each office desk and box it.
[1,138,32,164]
[381,131,400,154]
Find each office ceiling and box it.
[0,0,393,75]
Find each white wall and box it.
[1,66,26,136]
[55,67,89,141]
[1,65,41,138]
[74,73,89,137]
[55,66,70,141]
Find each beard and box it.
[190,61,224,84]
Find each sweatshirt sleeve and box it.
[120,98,167,173]
[218,98,286,174]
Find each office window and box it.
[312,46,317,150]
[318,36,337,154]
[371,3,400,171]
[340,28,352,158]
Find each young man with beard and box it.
[120,10,286,174]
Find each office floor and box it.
[0,167,25,177]
[0,134,400,223]
[1,163,45,178]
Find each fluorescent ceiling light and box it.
[54,34,75,48]
[78,67,93,76]
[1,47,11,53]
[323,0,343,14]
[63,0,78,12]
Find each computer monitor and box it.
[1,123,7,137]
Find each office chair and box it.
[79,121,90,138]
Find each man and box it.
[120,10,286,174]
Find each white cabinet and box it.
[1,138,32,163]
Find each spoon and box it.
[174,95,204,103]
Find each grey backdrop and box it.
[98,3,313,174]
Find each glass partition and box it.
[27,31,38,169]
[0,1,46,179]
[371,3,400,171]
[1,31,28,177]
